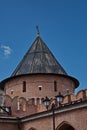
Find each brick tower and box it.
[0,34,79,100]
[0,33,87,130]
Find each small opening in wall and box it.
[23,81,26,92]
[54,81,57,91]
[66,89,70,94]
[38,85,42,91]
[11,90,14,94]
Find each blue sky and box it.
[0,0,87,92]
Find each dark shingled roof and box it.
[11,36,67,76]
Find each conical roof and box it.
[11,36,67,76]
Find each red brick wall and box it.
[0,122,18,130]
[21,107,87,130]
[0,103,86,130]
[0,90,87,130]
[0,89,86,117]
[5,74,75,99]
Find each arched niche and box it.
[29,127,36,130]
[57,121,75,130]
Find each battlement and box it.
[0,89,87,117]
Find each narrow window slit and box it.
[23,81,26,92]
[54,81,57,91]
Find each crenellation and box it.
[0,89,86,117]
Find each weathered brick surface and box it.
[1,74,86,130]
[0,89,87,117]
[21,106,87,130]
[0,105,87,130]
[0,122,18,130]
[5,74,75,99]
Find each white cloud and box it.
[0,45,12,57]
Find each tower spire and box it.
[36,25,40,36]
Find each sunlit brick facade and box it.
[0,35,87,130]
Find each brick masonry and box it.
[0,75,87,130]
[5,74,75,99]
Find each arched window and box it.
[57,121,75,130]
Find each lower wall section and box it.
[21,106,87,130]
[0,122,19,130]
[0,102,87,130]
